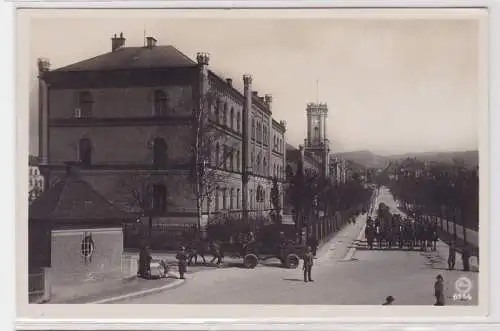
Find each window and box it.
[215,143,220,167]
[223,103,228,126]
[153,90,168,116]
[152,184,167,214]
[215,187,220,211]
[236,112,241,132]
[78,138,92,166]
[263,157,267,176]
[222,188,227,210]
[231,148,236,171]
[236,189,240,209]
[256,153,261,174]
[78,91,93,117]
[251,119,255,139]
[230,107,234,130]
[250,189,254,209]
[314,127,320,140]
[223,145,228,170]
[230,188,234,210]
[80,233,95,259]
[274,164,277,177]
[251,152,255,170]
[236,150,240,172]
[215,99,221,124]
[152,138,167,168]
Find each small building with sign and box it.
[28,164,136,302]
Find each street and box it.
[115,187,478,305]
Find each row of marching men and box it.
[364,214,439,251]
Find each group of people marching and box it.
[364,213,439,251]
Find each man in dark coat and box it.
[434,274,445,306]
[176,246,189,280]
[302,247,314,282]
[382,296,394,305]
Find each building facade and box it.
[304,102,330,177]
[37,33,286,228]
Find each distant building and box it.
[304,103,330,177]
[29,155,44,203]
[36,33,286,228]
[329,155,347,184]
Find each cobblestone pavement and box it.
[116,187,478,305]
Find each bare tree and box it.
[191,89,238,232]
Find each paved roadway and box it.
[118,186,478,305]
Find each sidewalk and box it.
[316,213,367,264]
[433,239,479,273]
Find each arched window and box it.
[78,91,93,117]
[152,138,167,168]
[236,150,240,172]
[215,143,220,167]
[223,103,228,126]
[251,119,256,139]
[78,138,92,166]
[263,157,267,176]
[230,107,235,130]
[153,90,168,116]
[314,127,320,140]
[236,112,241,132]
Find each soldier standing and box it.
[462,245,471,272]
[176,246,189,280]
[434,274,445,306]
[302,247,314,282]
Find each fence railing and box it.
[28,270,45,303]
[438,217,479,249]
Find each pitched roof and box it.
[52,46,197,72]
[29,170,135,221]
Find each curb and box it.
[88,277,186,304]
[340,222,366,262]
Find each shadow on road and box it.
[282,278,304,282]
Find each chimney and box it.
[226,78,233,86]
[196,52,210,66]
[111,32,126,51]
[146,36,157,48]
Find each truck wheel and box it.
[285,253,300,269]
[243,254,258,269]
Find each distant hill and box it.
[331,150,479,170]
[331,150,389,169]
[386,150,479,168]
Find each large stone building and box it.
[37,33,286,229]
[304,102,330,177]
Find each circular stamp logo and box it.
[454,276,473,301]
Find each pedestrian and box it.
[210,241,223,266]
[176,246,188,280]
[462,245,471,272]
[302,246,314,283]
[382,296,395,305]
[434,274,445,306]
[448,242,456,270]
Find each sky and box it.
[28,10,483,156]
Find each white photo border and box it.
[5,0,499,329]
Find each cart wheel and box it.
[243,254,258,269]
[285,253,300,269]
